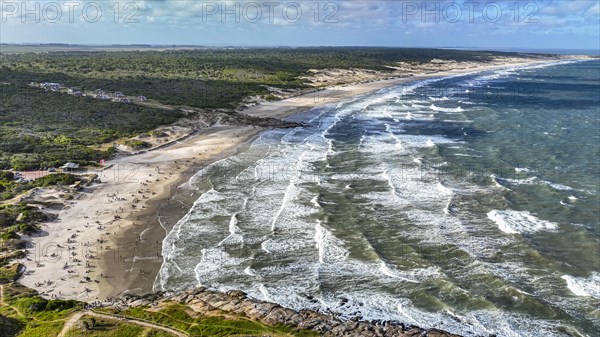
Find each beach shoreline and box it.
[18,125,265,301]
[17,56,583,302]
[96,126,266,300]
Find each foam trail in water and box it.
[487,210,559,234]
[244,267,257,276]
[561,273,600,299]
[314,220,349,264]
[430,104,464,112]
[218,213,244,246]
[270,150,309,232]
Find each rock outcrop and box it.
[109,287,466,337]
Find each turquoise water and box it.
[156,60,600,336]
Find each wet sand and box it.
[97,127,264,298]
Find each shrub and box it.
[122,139,150,149]
[0,171,14,181]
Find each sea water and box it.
[155,59,600,336]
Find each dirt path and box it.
[57,311,85,337]
[89,311,187,336]
[2,286,183,337]
[57,310,186,337]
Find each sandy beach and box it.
[243,57,569,119]
[18,56,571,301]
[18,126,263,301]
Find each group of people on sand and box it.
[25,164,171,301]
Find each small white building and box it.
[41,82,61,91]
[60,163,80,172]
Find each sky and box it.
[1,0,599,51]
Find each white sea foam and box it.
[429,96,450,101]
[385,123,403,148]
[561,273,600,299]
[378,262,441,283]
[244,267,257,276]
[496,173,577,192]
[258,284,273,302]
[381,170,401,200]
[495,175,537,186]
[314,221,349,264]
[462,59,587,89]
[514,167,534,173]
[218,213,244,246]
[540,179,575,191]
[487,210,559,234]
[261,240,272,254]
[248,285,570,337]
[194,248,246,285]
[270,150,310,231]
[430,104,464,113]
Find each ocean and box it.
[155,59,600,337]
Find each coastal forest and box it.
[0,47,521,171]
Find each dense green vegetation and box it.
[0,47,525,171]
[0,83,184,170]
[0,172,76,201]
[0,203,48,242]
[122,139,151,150]
[0,283,83,337]
[1,47,518,108]
[0,202,40,283]
[0,263,22,283]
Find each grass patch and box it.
[103,302,319,337]
[0,283,84,337]
[15,320,65,337]
[64,315,146,337]
[0,263,22,283]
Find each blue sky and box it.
[1,0,599,50]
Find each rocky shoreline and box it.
[108,287,469,337]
